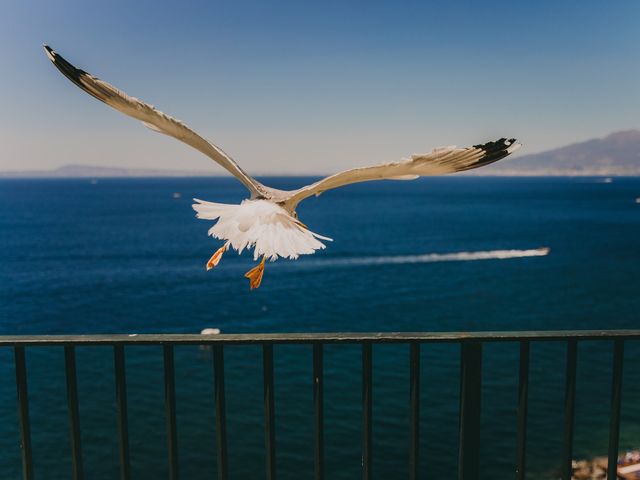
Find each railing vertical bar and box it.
[409,342,420,480]
[607,339,624,480]
[163,344,179,480]
[65,346,84,480]
[263,344,276,480]
[458,341,482,480]
[213,345,228,480]
[561,339,578,480]
[515,340,530,480]
[362,342,372,480]
[14,346,34,480]
[313,343,324,480]
[114,345,130,480]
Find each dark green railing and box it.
[4,330,639,480]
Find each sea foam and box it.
[302,248,550,268]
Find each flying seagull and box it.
[44,45,521,289]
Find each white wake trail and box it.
[303,248,550,268]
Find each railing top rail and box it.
[0,330,638,346]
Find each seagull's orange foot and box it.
[206,243,228,271]
[244,256,266,290]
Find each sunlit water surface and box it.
[1,176,639,479]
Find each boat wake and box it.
[302,247,550,268]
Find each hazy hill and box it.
[481,130,640,175]
[2,130,640,177]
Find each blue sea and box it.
[0,176,639,479]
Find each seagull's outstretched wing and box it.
[284,138,520,208]
[43,45,265,196]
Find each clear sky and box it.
[1,0,639,174]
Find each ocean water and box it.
[0,176,639,479]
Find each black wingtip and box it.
[461,138,522,172]
[43,44,56,61]
[42,45,109,105]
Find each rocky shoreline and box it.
[572,451,640,479]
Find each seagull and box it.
[44,45,521,290]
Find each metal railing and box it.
[3,330,640,480]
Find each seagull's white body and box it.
[44,45,521,288]
[193,199,331,261]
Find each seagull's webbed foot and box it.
[244,256,266,290]
[206,242,229,271]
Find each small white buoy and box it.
[635,197,640,204]
[199,328,221,351]
[172,192,182,199]
[201,328,221,335]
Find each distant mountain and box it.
[3,130,640,177]
[0,164,213,178]
[480,130,640,176]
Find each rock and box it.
[593,456,608,470]
[574,460,589,469]
[572,467,591,479]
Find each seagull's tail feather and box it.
[193,199,330,261]
[192,198,237,220]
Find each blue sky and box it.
[1,0,639,174]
